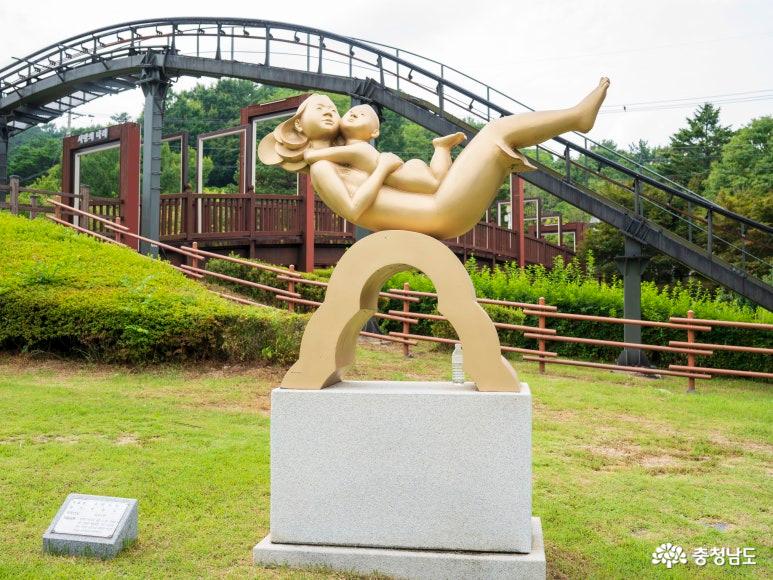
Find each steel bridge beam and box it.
[0,120,8,193]
[1,52,770,309]
[520,168,773,311]
[138,55,169,258]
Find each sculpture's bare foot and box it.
[432,131,467,149]
[575,77,610,133]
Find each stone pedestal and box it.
[254,381,544,578]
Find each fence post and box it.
[79,185,90,230]
[538,296,547,374]
[9,175,19,215]
[54,195,62,220]
[189,241,200,270]
[29,193,39,219]
[287,264,296,313]
[114,216,123,245]
[686,309,696,393]
[402,282,412,357]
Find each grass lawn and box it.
[0,341,770,579]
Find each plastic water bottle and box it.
[451,343,464,384]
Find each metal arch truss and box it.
[0,17,770,307]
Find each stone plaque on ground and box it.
[43,494,137,559]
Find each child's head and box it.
[340,104,380,141]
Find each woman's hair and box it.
[257,95,341,173]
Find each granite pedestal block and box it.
[43,494,137,559]
[266,380,532,553]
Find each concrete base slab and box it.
[254,517,546,580]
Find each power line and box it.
[603,89,773,108]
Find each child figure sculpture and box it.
[259,78,609,238]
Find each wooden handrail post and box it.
[686,309,696,393]
[538,296,547,374]
[54,195,62,220]
[287,265,296,313]
[114,216,123,244]
[29,193,39,219]
[79,185,90,230]
[402,282,412,357]
[190,241,200,269]
[9,175,19,215]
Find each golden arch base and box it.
[281,230,520,392]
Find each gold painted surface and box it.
[259,78,609,238]
[280,230,520,392]
[266,78,610,392]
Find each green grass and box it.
[0,343,770,579]
[0,213,305,364]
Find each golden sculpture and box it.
[259,78,609,238]
[260,79,610,392]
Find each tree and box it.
[8,126,64,183]
[704,116,772,278]
[656,103,732,195]
[110,112,132,124]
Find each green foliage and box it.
[78,147,120,197]
[379,256,771,373]
[656,103,733,195]
[161,142,210,193]
[8,126,63,182]
[29,163,62,192]
[0,213,305,364]
[704,116,772,278]
[204,258,328,309]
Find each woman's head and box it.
[258,94,341,171]
[293,94,340,140]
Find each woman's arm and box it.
[304,144,369,165]
[310,154,403,221]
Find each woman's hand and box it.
[303,149,321,164]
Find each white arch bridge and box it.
[0,17,770,314]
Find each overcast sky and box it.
[1,0,771,148]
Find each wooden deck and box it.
[155,192,574,267]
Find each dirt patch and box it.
[639,455,682,469]
[33,434,80,444]
[115,434,140,446]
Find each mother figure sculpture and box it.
[258,78,609,239]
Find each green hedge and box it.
[203,252,771,374]
[379,256,773,374]
[0,213,305,364]
[204,259,329,309]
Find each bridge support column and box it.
[0,121,8,203]
[616,237,651,367]
[139,62,169,257]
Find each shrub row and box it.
[381,256,772,374]
[0,214,306,364]
[204,252,771,374]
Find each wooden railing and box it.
[3,177,573,266]
[314,199,352,236]
[42,202,771,391]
